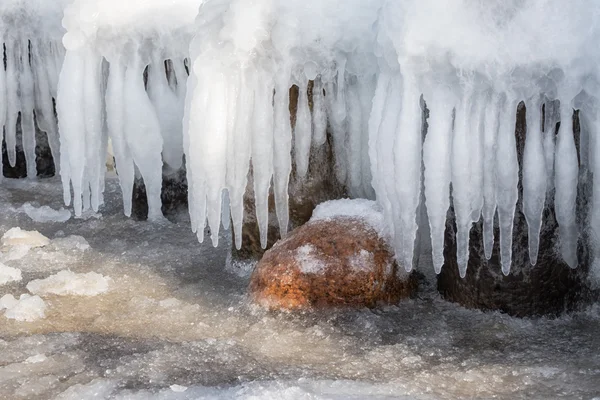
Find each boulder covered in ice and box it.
[0,294,46,322]
[1,228,50,248]
[26,270,110,297]
[249,200,416,310]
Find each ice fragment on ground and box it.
[20,203,72,223]
[0,294,46,322]
[50,235,91,252]
[0,263,22,285]
[26,270,110,297]
[2,228,50,248]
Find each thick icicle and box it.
[5,40,20,167]
[522,99,546,265]
[57,50,86,214]
[554,99,579,268]
[495,94,519,275]
[346,80,363,197]
[451,86,479,278]
[482,92,502,260]
[19,40,37,179]
[229,69,255,249]
[294,79,312,178]
[312,77,327,146]
[393,73,422,272]
[82,48,105,212]
[123,56,164,221]
[147,54,184,171]
[251,71,274,248]
[0,40,5,180]
[272,72,292,238]
[106,60,135,217]
[423,87,454,274]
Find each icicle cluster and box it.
[185,0,380,248]
[58,0,200,219]
[373,0,600,276]
[0,0,68,179]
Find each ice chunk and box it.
[20,203,72,223]
[2,228,50,248]
[26,270,110,297]
[311,199,387,239]
[0,263,22,286]
[1,294,46,322]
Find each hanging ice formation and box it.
[57,0,200,219]
[51,0,600,281]
[0,1,67,180]
[184,0,380,248]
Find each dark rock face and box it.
[2,113,56,179]
[437,102,594,317]
[131,167,188,221]
[249,218,417,310]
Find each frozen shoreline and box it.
[0,176,598,399]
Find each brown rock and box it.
[249,218,417,310]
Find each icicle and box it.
[312,77,327,146]
[522,98,546,265]
[451,86,478,278]
[19,40,37,179]
[482,92,502,260]
[294,79,311,178]
[495,94,519,275]
[358,76,377,199]
[393,73,422,272]
[554,99,579,268]
[204,70,234,247]
[57,49,86,214]
[31,40,60,172]
[543,99,558,194]
[368,73,391,203]
[0,39,6,180]
[251,70,274,248]
[346,80,363,197]
[123,54,164,221]
[5,40,21,167]
[272,71,292,239]
[375,74,402,243]
[423,87,454,274]
[591,101,600,284]
[147,53,184,171]
[106,60,135,217]
[83,48,105,212]
[326,61,348,184]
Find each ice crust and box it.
[26,270,110,297]
[2,0,600,277]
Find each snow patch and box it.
[349,250,374,273]
[2,228,50,248]
[295,245,326,275]
[311,199,387,237]
[0,263,22,285]
[0,294,46,322]
[26,270,110,297]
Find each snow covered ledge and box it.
[57,0,200,220]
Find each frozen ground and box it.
[0,175,598,400]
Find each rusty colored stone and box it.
[249,218,417,310]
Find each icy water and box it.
[0,176,599,400]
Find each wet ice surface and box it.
[0,176,599,400]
